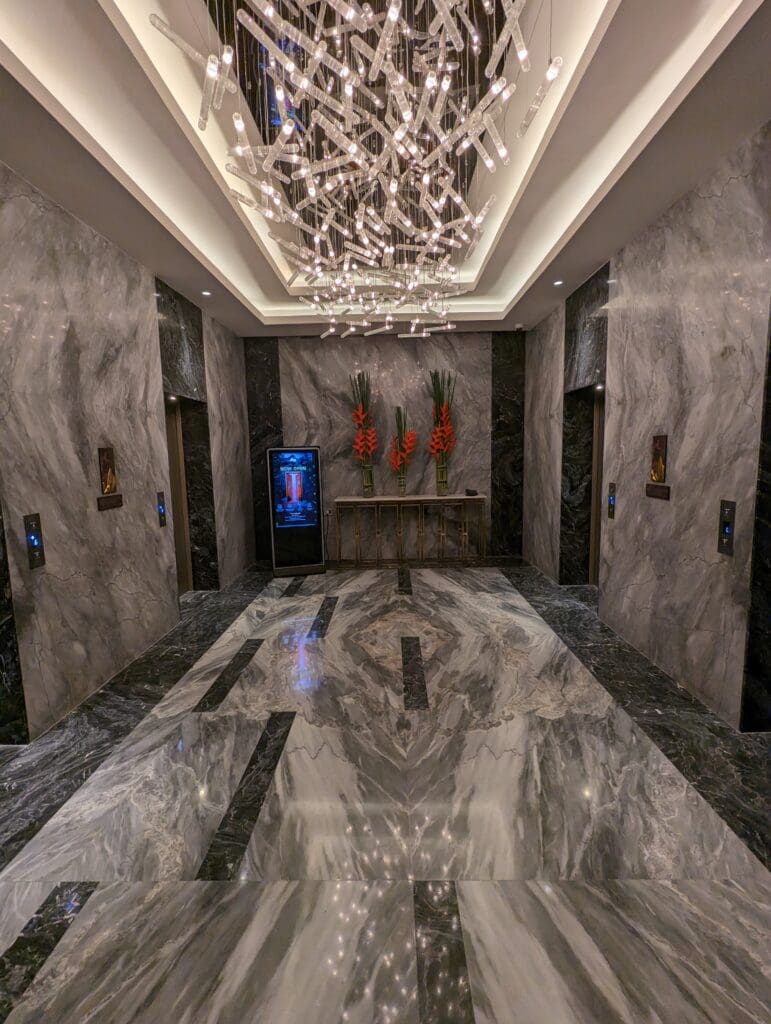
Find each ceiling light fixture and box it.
[553,279,563,286]
[152,2,562,336]
[201,290,212,296]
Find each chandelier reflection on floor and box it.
[151,0,561,337]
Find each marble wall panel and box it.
[490,332,526,557]
[278,334,492,556]
[155,280,206,402]
[204,317,255,586]
[0,163,179,738]
[243,340,283,563]
[0,501,26,743]
[180,401,219,591]
[741,308,771,731]
[523,306,565,579]
[564,264,609,393]
[559,388,595,585]
[599,124,771,728]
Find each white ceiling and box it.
[0,0,769,335]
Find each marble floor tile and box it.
[413,881,474,1023]
[240,715,412,881]
[501,565,771,867]
[458,877,771,1024]
[4,881,419,1024]
[406,707,765,883]
[0,570,271,871]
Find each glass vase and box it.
[361,463,374,497]
[435,459,448,496]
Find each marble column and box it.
[244,339,283,563]
[204,317,255,586]
[490,332,525,557]
[523,307,564,579]
[599,123,771,727]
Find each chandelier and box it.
[151,0,561,337]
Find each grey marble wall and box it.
[600,124,771,728]
[156,280,206,402]
[523,306,565,579]
[204,317,255,586]
[490,332,526,557]
[564,265,609,393]
[278,334,492,555]
[180,401,219,591]
[243,340,283,563]
[0,501,26,743]
[741,306,771,731]
[0,163,178,738]
[559,388,595,585]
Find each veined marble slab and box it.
[458,878,771,1024]
[4,881,419,1024]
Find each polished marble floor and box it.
[0,568,768,1022]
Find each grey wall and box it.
[0,501,25,743]
[600,124,771,728]
[244,339,283,563]
[491,332,526,557]
[0,163,178,738]
[523,306,565,579]
[278,334,492,555]
[204,315,255,586]
[742,308,771,730]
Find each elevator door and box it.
[164,400,194,594]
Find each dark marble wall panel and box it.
[180,400,219,590]
[559,388,595,585]
[204,317,255,586]
[600,124,771,728]
[564,265,609,393]
[0,163,178,738]
[491,332,525,556]
[155,280,206,402]
[243,339,283,563]
[523,306,564,579]
[0,502,27,743]
[741,310,771,731]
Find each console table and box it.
[334,494,487,566]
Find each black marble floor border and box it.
[401,638,429,711]
[0,882,97,1021]
[413,881,475,1023]
[307,597,338,639]
[281,577,306,598]
[397,568,412,594]
[196,712,296,881]
[0,570,272,872]
[192,639,264,713]
[501,565,771,868]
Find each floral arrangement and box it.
[350,370,377,495]
[389,407,417,495]
[427,369,456,495]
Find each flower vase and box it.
[398,473,407,497]
[361,463,374,497]
[435,458,448,496]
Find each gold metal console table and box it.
[334,494,487,566]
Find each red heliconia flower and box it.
[428,404,456,460]
[352,427,368,461]
[389,437,403,472]
[364,426,378,457]
[352,403,368,427]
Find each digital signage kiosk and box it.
[267,447,326,576]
